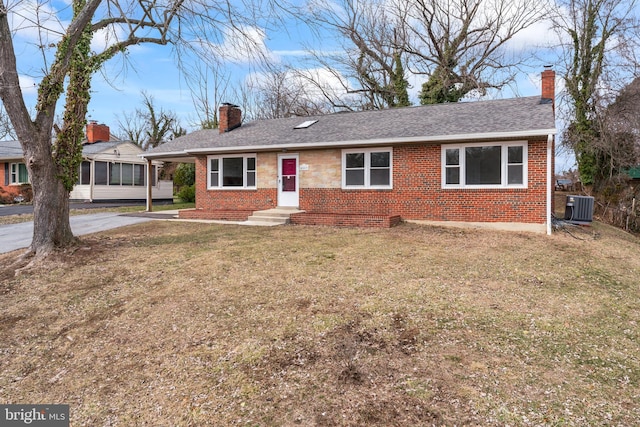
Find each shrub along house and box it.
[0,122,173,203]
[142,70,557,234]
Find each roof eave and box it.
[139,151,195,161]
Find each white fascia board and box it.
[138,151,191,160]
[184,128,558,155]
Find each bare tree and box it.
[301,0,411,110]
[301,0,546,109]
[185,61,232,130]
[117,91,183,150]
[0,0,282,262]
[552,0,639,186]
[0,106,15,140]
[593,77,640,185]
[247,66,334,119]
[401,0,549,103]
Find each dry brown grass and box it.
[1,220,639,426]
[0,203,194,225]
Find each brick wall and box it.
[0,162,22,199]
[191,139,549,225]
[192,156,276,213]
[86,122,110,143]
[290,212,402,227]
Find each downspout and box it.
[546,133,553,235]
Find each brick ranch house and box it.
[143,70,557,233]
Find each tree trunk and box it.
[30,172,75,257]
[22,134,76,259]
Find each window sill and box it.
[341,187,393,191]
[207,187,258,191]
[441,185,528,190]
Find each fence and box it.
[596,197,639,233]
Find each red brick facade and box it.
[184,139,550,228]
[290,212,402,227]
[191,156,276,216]
[0,162,23,201]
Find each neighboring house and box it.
[626,166,640,189]
[142,70,557,234]
[0,122,173,203]
[0,140,31,202]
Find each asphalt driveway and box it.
[0,212,154,254]
[0,202,146,217]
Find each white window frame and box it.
[10,163,29,185]
[106,161,147,187]
[207,154,257,190]
[342,147,393,189]
[441,141,528,189]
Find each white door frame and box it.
[277,153,299,207]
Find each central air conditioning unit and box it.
[564,195,594,224]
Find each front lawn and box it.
[0,221,638,425]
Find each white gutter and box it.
[138,150,190,160]
[546,133,553,235]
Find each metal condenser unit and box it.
[564,195,594,224]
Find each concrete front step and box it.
[245,208,304,226]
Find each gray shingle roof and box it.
[0,140,23,159]
[144,96,556,159]
[81,141,124,155]
[0,140,135,160]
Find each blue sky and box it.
[8,0,576,172]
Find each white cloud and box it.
[271,49,313,58]
[90,26,128,55]
[18,75,38,95]
[8,0,66,44]
[246,66,351,105]
[197,25,275,65]
[506,19,559,52]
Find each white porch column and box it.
[146,158,153,212]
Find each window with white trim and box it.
[208,154,257,189]
[82,161,149,186]
[442,142,527,188]
[108,162,146,186]
[342,148,392,189]
[10,163,29,184]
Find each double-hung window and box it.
[10,163,29,184]
[342,148,392,189]
[442,142,527,188]
[208,154,257,189]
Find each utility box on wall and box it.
[564,195,594,224]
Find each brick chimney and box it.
[541,66,555,114]
[219,103,242,134]
[86,121,110,143]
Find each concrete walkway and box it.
[0,212,155,254]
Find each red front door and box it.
[278,155,299,207]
